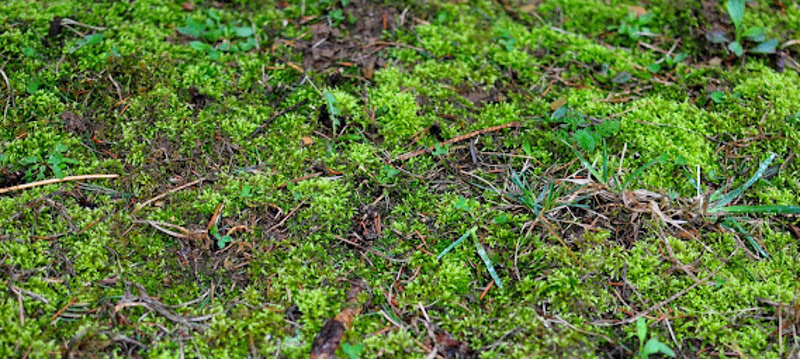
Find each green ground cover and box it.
[1,0,799,357]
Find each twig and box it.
[132,178,204,214]
[267,199,307,232]
[247,98,309,139]
[395,122,521,161]
[0,174,119,195]
[60,18,107,31]
[0,67,14,120]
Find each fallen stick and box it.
[132,177,204,214]
[0,174,119,195]
[395,121,521,161]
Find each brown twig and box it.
[395,122,521,161]
[0,174,119,195]
[132,177,204,214]
[247,98,309,139]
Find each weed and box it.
[178,9,256,60]
[609,11,657,42]
[19,143,79,181]
[635,317,675,358]
[711,0,779,57]
[647,52,687,73]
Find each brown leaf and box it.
[628,5,647,17]
[549,98,567,111]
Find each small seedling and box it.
[340,342,363,359]
[323,90,342,133]
[68,32,104,53]
[210,225,233,249]
[20,143,80,181]
[635,317,676,358]
[648,52,687,73]
[714,0,779,56]
[178,9,256,60]
[609,11,657,42]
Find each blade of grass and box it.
[711,153,776,209]
[561,139,605,183]
[622,155,665,190]
[722,218,770,258]
[718,205,800,214]
[472,231,503,289]
[437,226,477,260]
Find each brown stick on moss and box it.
[394,121,521,161]
[0,174,119,195]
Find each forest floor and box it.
[1,0,800,357]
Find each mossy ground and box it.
[1,0,799,357]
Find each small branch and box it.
[395,122,521,161]
[0,174,119,195]
[247,98,309,139]
[132,178,204,214]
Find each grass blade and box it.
[711,153,776,209]
[437,226,477,260]
[718,205,800,215]
[722,218,769,258]
[561,139,605,183]
[472,231,504,289]
[622,155,664,190]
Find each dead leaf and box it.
[628,5,647,17]
[182,1,195,11]
[549,98,567,111]
[301,136,314,146]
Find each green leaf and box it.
[611,71,632,84]
[208,49,221,60]
[710,91,725,104]
[236,37,256,52]
[710,152,775,209]
[241,184,252,198]
[643,338,676,357]
[234,26,254,38]
[727,41,743,57]
[341,343,363,359]
[218,40,232,52]
[51,164,65,179]
[189,41,211,51]
[432,143,448,156]
[27,77,41,94]
[207,9,221,22]
[437,226,477,260]
[561,139,605,183]
[742,27,766,42]
[177,20,203,38]
[750,39,779,54]
[647,62,661,73]
[473,231,503,289]
[636,317,647,347]
[727,0,745,30]
[69,33,104,53]
[672,52,687,63]
[719,205,800,214]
